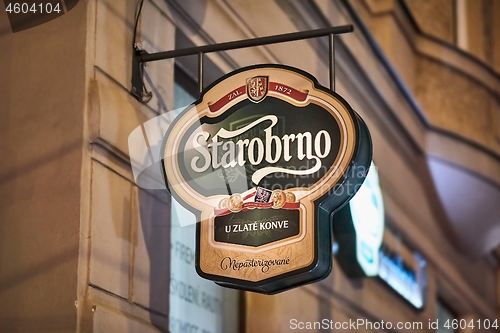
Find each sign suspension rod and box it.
[131,25,353,102]
[137,25,353,63]
[329,33,336,92]
[198,52,204,93]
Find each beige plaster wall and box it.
[0,3,88,332]
[404,0,455,44]
[415,56,496,149]
[351,0,500,160]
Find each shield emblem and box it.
[246,76,269,103]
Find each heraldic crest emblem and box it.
[246,75,268,103]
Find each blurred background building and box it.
[1,0,499,332]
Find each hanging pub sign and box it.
[161,64,372,294]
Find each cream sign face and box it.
[161,65,372,294]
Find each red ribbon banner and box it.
[269,82,308,102]
[208,86,246,112]
[208,81,309,113]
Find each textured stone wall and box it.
[80,0,176,330]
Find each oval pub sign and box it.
[161,65,372,294]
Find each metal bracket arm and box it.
[131,25,354,102]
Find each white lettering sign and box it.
[190,115,332,184]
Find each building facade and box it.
[1,0,499,332]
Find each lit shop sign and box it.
[333,163,383,277]
[351,162,384,276]
[161,65,372,294]
[333,166,426,309]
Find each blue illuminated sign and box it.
[378,246,427,309]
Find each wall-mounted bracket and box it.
[131,25,354,103]
[131,45,153,103]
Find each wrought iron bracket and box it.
[131,25,354,103]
